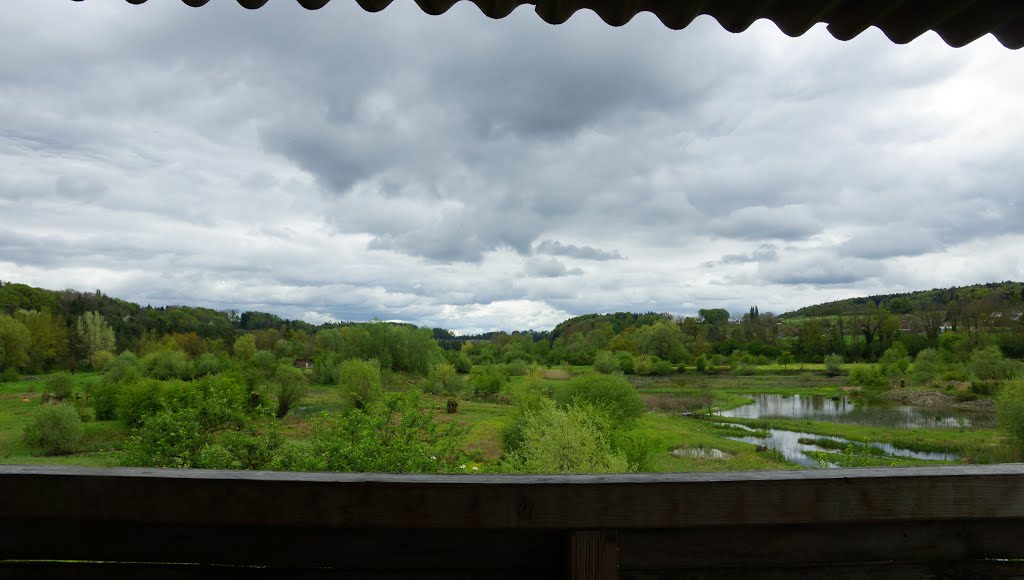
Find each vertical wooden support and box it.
[570,529,618,580]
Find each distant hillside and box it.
[781,281,1024,319]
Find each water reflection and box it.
[728,429,957,469]
[718,394,993,429]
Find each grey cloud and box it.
[838,228,941,259]
[708,206,821,241]
[713,245,778,265]
[760,254,886,286]
[524,258,582,278]
[534,240,623,261]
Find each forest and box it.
[2,279,1024,473]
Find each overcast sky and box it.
[1,1,1022,333]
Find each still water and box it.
[718,394,994,429]
[720,423,958,468]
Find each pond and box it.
[718,423,958,469]
[717,394,994,429]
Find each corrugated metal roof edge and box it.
[75,0,1024,49]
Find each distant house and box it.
[293,359,314,369]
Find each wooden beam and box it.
[2,465,1024,530]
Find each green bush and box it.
[823,354,845,377]
[87,380,122,420]
[272,364,309,419]
[850,366,887,393]
[443,349,472,373]
[556,373,644,428]
[426,362,465,400]
[593,351,619,374]
[996,377,1024,445]
[501,401,628,474]
[23,403,83,456]
[910,348,943,385]
[969,346,1013,381]
[879,343,911,377]
[145,349,194,381]
[338,358,383,410]
[694,355,708,374]
[104,351,146,384]
[469,365,508,399]
[45,372,74,400]
[506,359,531,377]
[116,378,168,426]
[615,351,635,374]
[299,392,464,473]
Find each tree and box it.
[0,314,31,377]
[879,343,911,377]
[75,312,116,366]
[233,334,257,362]
[14,310,67,373]
[777,350,794,369]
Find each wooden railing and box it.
[2,464,1024,578]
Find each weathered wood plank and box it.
[0,562,549,580]
[570,530,618,580]
[618,521,1024,569]
[0,522,564,571]
[2,465,1024,530]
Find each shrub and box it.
[556,373,644,428]
[45,372,74,401]
[823,354,845,377]
[996,377,1024,445]
[879,343,911,377]
[593,351,619,374]
[87,380,122,420]
[501,401,628,474]
[194,352,226,377]
[850,366,887,393]
[910,348,943,385]
[23,403,83,456]
[443,349,472,373]
[272,364,309,418]
[104,351,146,384]
[146,349,194,381]
[426,362,465,400]
[90,350,116,372]
[299,392,464,473]
[730,363,757,376]
[116,378,169,426]
[469,365,508,399]
[506,359,531,377]
[615,351,635,374]
[338,358,383,410]
[695,355,708,374]
[969,346,1013,381]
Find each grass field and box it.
[0,365,1015,471]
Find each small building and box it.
[293,359,314,369]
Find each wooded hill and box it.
[782,281,1024,319]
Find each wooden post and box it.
[570,530,618,580]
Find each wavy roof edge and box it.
[89,0,1024,49]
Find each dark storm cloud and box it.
[534,240,622,261]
